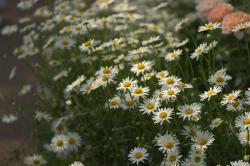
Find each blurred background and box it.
[0,0,38,165]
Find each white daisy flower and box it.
[232,21,250,32]
[106,96,121,109]
[129,46,150,56]
[1,114,18,124]
[156,132,179,153]
[69,161,84,166]
[161,150,181,165]
[191,43,209,60]
[131,61,152,76]
[208,40,218,50]
[191,131,215,149]
[70,24,86,35]
[34,111,52,122]
[51,119,68,134]
[165,49,183,62]
[51,134,68,153]
[235,112,250,131]
[142,36,161,46]
[1,25,18,35]
[117,77,138,91]
[128,147,149,165]
[182,125,201,139]
[200,86,222,101]
[230,160,250,166]
[221,90,241,105]
[120,94,137,110]
[65,75,86,93]
[152,108,173,125]
[55,36,75,50]
[95,74,115,87]
[66,132,82,151]
[238,130,250,146]
[177,103,202,121]
[177,82,192,91]
[198,22,221,32]
[24,154,47,166]
[226,99,243,112]
[162,87,181,101]
[95,66,119,77]
[130,86,149,98]
[142,71,155,81]
[187,150,206,166]
[79,39,97,52]
[139,98,160,114]
[208,68,232,87]
[210,118,223,129]
[159,76,181,88]
[153,89,164,101]
[80,78,96,94]
[156,70,169,79]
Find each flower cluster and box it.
[2,0,250,165]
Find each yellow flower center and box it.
[103,67,111,74]
[159,112,168,119]
[111,100,118,106]
[158,71,165,77]
[123,81,131,88]
[243,117,250,125]
[102,75,108,81]
[146,102,155,110]
[83,41,91,47]
[167,90,175,96]
[205,23,214,29]
[169,155,177,162]
[185,108,193,115]
[134,152,143,159]
[33,160,41,165]
[137,63,145,70]
[196,48,203,54]
[75,26,82,31]
[207,90,214,96]
[56,139,64,147]
[165,78,175,85]
[126,101,133,107]
[188,128,196,137]
[85,85,92,91]
[245,133,250,141]
[197,137,207,146]
[216,76,224,83]
[62,40,69,45]
[170,52,177,58]
[133,87,142,94]
[164,140,173,149]
[68,137,76,145]
[194,155,201,163]
[227,95,235,101]
[232,100,240,108]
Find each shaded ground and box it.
[0,0,38,165]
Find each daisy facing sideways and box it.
[200,86,222,101]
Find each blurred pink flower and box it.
[222,11,250,34]
[208,3,234,22]
[196,0,224,18]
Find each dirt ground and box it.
[0,0,38,165]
